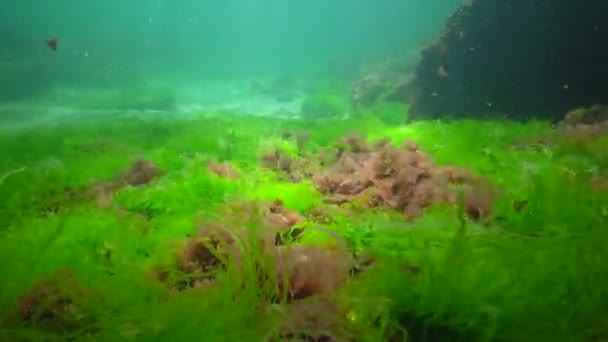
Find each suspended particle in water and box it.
[45,38,58,51]
[437,65,449,78]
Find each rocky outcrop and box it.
[404,0,608,121]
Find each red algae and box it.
[89,159,160,209]
[207,158,240,179]
[164,200,353,301]
[17,269,88,331]
[312,135,496,220]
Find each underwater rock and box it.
[406,0,608,121]
[553,105,608,143]
[351,74,385,108]
[556,122,608,144]
[348,50,420,109]
[385,75,414,104]
[560,105,608,126]
[312,135,496,220]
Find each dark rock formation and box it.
[408,0,608,122]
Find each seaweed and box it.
[0,106,606,341]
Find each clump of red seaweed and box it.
[259,148,319,183]
[274,245,352,301]
[121,160,159,186]
[89,159,160,209]
[260,149,295,173]
[207,158,240,179]
[32,186,83,215]
[16,269,88,331]
[163,199,353,303]
[312,134,496,220]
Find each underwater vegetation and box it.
[0,100,607,341]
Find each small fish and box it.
[46,38,58,51]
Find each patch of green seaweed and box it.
[0,101,606,341]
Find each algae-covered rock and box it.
[349,51,420,109]
[561,105,608,126]
[351,74,385,108]
[407,0,608,122]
